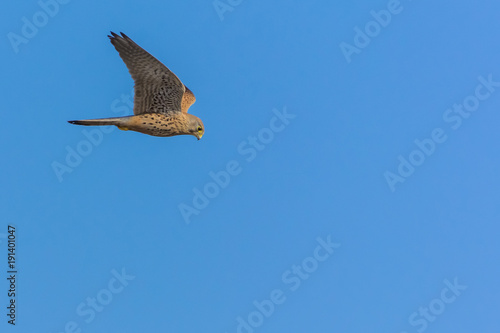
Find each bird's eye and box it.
[197,126,203,132]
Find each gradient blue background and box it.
[1,0,499,332]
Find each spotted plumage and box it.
[68,32,204,140]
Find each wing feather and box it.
[108,32,195,115]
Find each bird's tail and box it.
[68,117,129,127]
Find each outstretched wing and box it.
[108,32,195,115]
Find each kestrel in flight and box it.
[68,32,204,140]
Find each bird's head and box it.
[187,114,205,140]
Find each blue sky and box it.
[1,0,499,332]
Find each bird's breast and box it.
[125,113,187,137]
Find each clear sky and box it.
[1,0,499,332]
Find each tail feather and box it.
[67,117,125,127]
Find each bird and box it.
[68,32,204,140]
